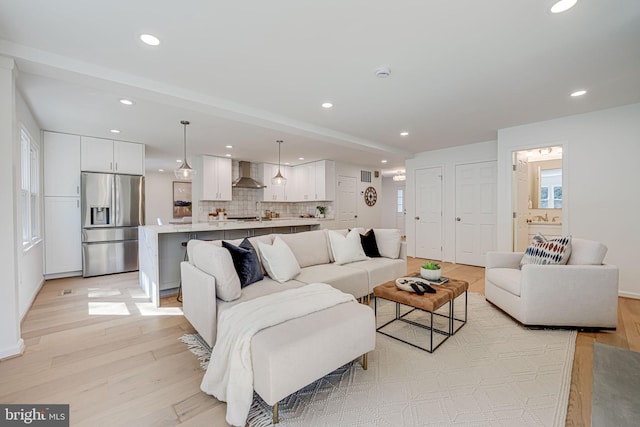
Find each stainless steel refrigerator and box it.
[81,172,145,277]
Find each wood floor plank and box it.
[2,260,638,426]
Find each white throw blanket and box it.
[200,283,356,426]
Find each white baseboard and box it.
[0,338,25,361]
[619,290,640,300]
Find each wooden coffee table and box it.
[373,278,468,353]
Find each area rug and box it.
[592,342,640,427]
[180,292,576,426]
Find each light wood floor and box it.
[0,258,637,426]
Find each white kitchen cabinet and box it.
[43,131,81,197]
[294,163,315,201]
[259,163,292,201]
[201,155,232,200]
[314,160,335,201]
[44,196,82,275]
[81,136,144,175]
[114,141,145,174]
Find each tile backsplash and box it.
[198,188,334,221]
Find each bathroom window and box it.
[21,128,40,247]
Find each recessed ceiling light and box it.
[225,145,233,149]
[284,162,290,165]
[119,99,134,105]
[225,154,232,157]
[550,0,577,13]
[381,160,388,164]
[400,131,409,136]
[299,157,305,161]
[110,129,120,134]
[140,34,160,46]
[158,169,164,172]
[321,102,333,109]
[570,90,587,97]
[176,159,182,163]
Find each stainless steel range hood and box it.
[232,161,265,189]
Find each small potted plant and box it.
[420,261,442,281]
[316,206,326,218]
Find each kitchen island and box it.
[138,219,321,306]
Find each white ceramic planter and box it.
[420,267,442,281]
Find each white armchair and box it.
[485,238,619,328]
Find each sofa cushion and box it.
[190,242,241,302]
[295,264,368,298]
[279,230,331,268]
[373,229,402,259]
[486,268,522,297]
[360,229,381,257]
[217,277,306,315]
[328,229,368,265]
[222,238,264,288]
[258,236,301,283]
[520,235,572,267]
[567,238,608,265]
[343,257,406,291]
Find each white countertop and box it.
[141,218,321,234]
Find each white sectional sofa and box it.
[181,228,406,347]
[180,228,406,424]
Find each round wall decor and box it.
[364,186,377,206]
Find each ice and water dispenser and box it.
[90,207,111,226]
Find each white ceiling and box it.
[1,0,639,174]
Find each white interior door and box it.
[415,167,442,260]
[514,151,530,251]
[455,161,497,266]
[337,175,357,229]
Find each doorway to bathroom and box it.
[512,146,564,251]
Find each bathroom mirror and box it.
[530,159,562,209]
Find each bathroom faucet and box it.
[552,216,560,223]
[534,213,549,222]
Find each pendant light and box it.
[174,120,193,180]
[271,139,287,186]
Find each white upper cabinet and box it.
[44,131,81,197]
[315,160,335,201]
[294,162,315,201]
[81,136,144,175]
[201,155,232,200]
[259,161,334,202]
[114,141,145,175]
[259,163,291,202]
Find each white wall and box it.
[405,140,497,260]
[497,103,640,298]
[144,171,176,225]
[0,56,23,358]
[16,90,44,319]
[332,161,383,229]
[381,177,405,230]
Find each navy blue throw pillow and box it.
[360,229,381,257]
[222,238,264,287]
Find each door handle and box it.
[415,216,420,220]
[456,217,461,221]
